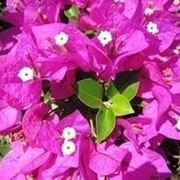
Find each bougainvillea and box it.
[0,0,180,179]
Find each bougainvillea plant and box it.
[0,0,180,179]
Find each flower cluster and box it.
[0,0,180,179]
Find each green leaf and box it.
[77,78,103,109]
[96,108,116,143]
[110,93,134,116]
[121,82,140,101]
[105,82,134,116]
[64,5,80,21]
[105,81,118,99]
[114,70,140,99]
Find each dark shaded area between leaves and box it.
[161,139,180,174]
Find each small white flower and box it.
[144,7,154,16]
[54,32,69,46]
[17,67,34,82]
[61,140,76,156]
[97,31,112,46]
[62,127,77,140]
[173,0,180,6]
[146,22,159,35]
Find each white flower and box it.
[144,8,154,16]
[61,140,76,156]
[97,31,112,46]
[62,127,77,140]
[173,0,180,6]
[17,67,34,82]
[146,22,159,35]
[54,32,69,46]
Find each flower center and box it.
[97,31,112,46]
[103,100,113,108]
[17,67,34,82]
[54,32,69,46]
[146,22,159,35]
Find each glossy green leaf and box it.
[110,93,134,116]
[121,82,140,101]
[105,82,134,116]
[77,78,103,109]
[96,108,116,143]
[113,70,140,99]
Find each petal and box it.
[89,143,128,175]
